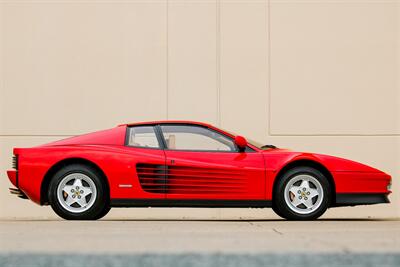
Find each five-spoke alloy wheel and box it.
[57,173,97,213]
[273,166,331,220]
[49,164,110,220]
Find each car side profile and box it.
[7,121,392,220]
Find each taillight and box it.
[387,179,392,191]
[12,155,18,170]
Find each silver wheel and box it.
[284,174,324,215]
[56,173,97,213]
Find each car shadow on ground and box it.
[3,217,399,222]
[101,218,398,222]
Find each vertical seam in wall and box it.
[0,3,4,126]
[216,1,222,218]
[216,0,221,127]
[267,0,272,136]
[166,0,169,120]
[0,3,3,125]
[216,1,221,218]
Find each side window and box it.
[160,125,235,152]
[127,126,160,148]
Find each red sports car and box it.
[7,121,392,220]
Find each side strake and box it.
[136,163,247,195]
[136,163,166,193]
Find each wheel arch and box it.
[40,157,109,205]
[272,159,336,206]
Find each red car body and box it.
[7,121,391,211]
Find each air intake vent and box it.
[12,155,18,170]
[136,163,247,195]
[136,164,166,193]
[166,165,246,194]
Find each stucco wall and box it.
[0,0,399,219]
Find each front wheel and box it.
[48,164,110,220]
[273,167,331,220]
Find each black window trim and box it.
[154,124,167,149]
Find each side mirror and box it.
[234,136,247,152]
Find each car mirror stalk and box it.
[234,136,247,152]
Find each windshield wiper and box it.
[261,144,277,149]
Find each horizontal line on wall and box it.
[269,133,400,137]
[1,0,163,4]
[0,134,399,138]
[0,135,75,137]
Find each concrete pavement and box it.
[0,219,399,266]
[1,219,400,253]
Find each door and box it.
[124,125,166,199]
[159,124,265,200]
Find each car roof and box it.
[119,120,213,128]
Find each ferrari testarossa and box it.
[7,121,392,220]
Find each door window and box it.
[160,125,235,152]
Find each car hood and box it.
[262,148,385,173]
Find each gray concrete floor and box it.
[1,219,400,253]
[0,219,399,266]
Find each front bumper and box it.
[335,193,390,207]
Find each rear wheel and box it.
[273,166,331,220]
[48,164,110,220]
[93,205,112,220]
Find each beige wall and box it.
[0,0,399,219]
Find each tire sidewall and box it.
[48,164,108,220]
[274,167,331,220]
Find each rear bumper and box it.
[7,170,18,187]
[7,170,28,199]
[335,193,390,207]
[9,188,28,199]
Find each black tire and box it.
[273,166,331,220]
[48,164,110,220]
[272,203,286,219]
[93,205,111,220]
